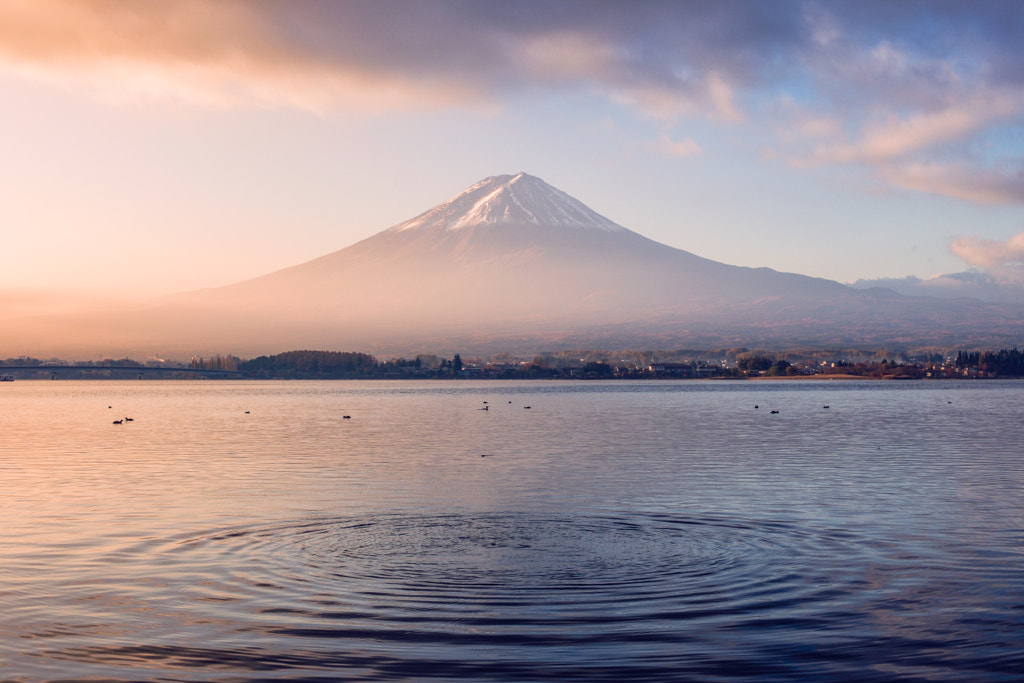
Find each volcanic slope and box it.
[173,173,870,345]
[12,173,1024,357]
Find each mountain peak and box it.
[389,173,626,233]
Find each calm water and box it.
[1,379,1022,682]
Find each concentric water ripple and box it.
[169,511,866,636]
[26,515,1021,681]
[6,380,1024,681]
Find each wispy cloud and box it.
[0,0,770,117]
[779,4,1024,204]
[650,133,701,158]
[797,95,1023,166]
[881,163,1024,205]
[514,31,621,82]
[3,0,1024,206]
[0,0,490,110]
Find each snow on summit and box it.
[390,173,626,233]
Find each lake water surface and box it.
[1,380,1022,681]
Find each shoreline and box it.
[746,374,883,381]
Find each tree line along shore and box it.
[3,347,1024,380]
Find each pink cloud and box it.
[802,96,1022,166]
[951,232,1024,268]
[651,133,702,158]
[880,163,1024,205]
[0,1,537,113]
[0,0,749,120]
[0,0,488,111]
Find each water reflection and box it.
[1,380,1022,680]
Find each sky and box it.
[2,0,1024,298]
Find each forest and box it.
[955,348,1024,377]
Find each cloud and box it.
[651,133,701,158]
[951,232,1024,269]
[0,0,795,117]
[779,4,1024,204]
[801,95,1023,166]
[945,229,1024,294]
[781,81,1024,204]
[0,0,490,111]
[707,73,744,123]
[880,162,1024,205]
[2,0,1024,206]
[514,31,620,82]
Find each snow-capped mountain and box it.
[7,173,1024,357]
[192,172,854,327]
[389,173,626,233]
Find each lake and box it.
[1,379,1022,681]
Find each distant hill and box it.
[851,272,1024,304]
[6,173,1024,358]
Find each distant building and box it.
[648,362,694,378]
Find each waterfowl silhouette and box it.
[770,410,779,414]
[342,415,352,419]
[112,419,123,424]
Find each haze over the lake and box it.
[3,0,1024,305]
